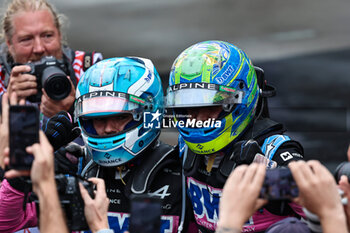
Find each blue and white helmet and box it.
[75,57,164,166]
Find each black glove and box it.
[54,142,84,174]
[231,139,264,165]
[44,111,81,151]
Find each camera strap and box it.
[62,45,75,62]
[62,46,77,88]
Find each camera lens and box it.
[334,162,350,182]
[42,66,71,100]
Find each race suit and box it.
[180,118,305,233]
[0,142,192,233]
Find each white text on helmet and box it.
[77,91,128,103]
[170,83,217,91]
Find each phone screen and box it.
[260,168,299,200]
[129,195,161,233]
[9,105,39,170]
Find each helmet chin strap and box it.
[206,154,216,172]
[205,151,225,172]
[206,154,217,173]
[116,166,127,185]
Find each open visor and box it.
[75,91,151,121]
[166,83,245,111]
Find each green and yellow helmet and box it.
[166,41,259,154]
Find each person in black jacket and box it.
[0,0,102,118]
[165,40,305,233]
[74,57,190,233]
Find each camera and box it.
[33,174,94,231]
[260,167,299,200]
[25,56,71,102]
[55,174,94,231]
[334,162,350,182]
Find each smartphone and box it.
[260,167,299,200]
[9,105,39,170]
[129,194,162,233]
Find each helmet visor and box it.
[75,91,150,121]
[165,83,244,110]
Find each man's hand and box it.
[4,131,54,187]
[289,160,347,233]
[40,77,75,117]
[80,178,110,233]
[7,65,37,101]
[0,93,10,169]
[26,131,55,193]
[217,163,267,230]
[13,130,68,233]
[0,92,25,170]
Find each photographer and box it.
[79,178,114,233]
[0,89,66,232]
[4,131,69,233]
[0,93,112,233]
[2,133,113,233]
[217,163,267,233]
[216,162,348,233]
[289,160,347,233]
[0,98,69,233]
[165,40,305,232]
[0,0,102,118]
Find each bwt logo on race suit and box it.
[187,177,282,232]
[82,212,179,233]
[187,177,221,231]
